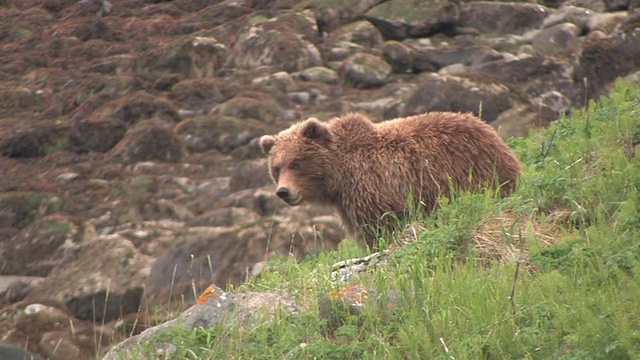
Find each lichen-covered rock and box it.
[175,115,266,154]
[342,53,392,88]
[252,71,299,93]
[324,40,367,62]
[102,285,298,360]
[229,21,322,73]
[305,0,387,33]
[293,66,340,84]
[270,9,321,44]
[182,37,228,78]
[364,0,460,39]
[325,20,384,48]
[211,94,282,124]
[107,120,187,163]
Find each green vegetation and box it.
[43,138,70,155]
[131,81,640,359]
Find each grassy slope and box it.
[137,82,640,359]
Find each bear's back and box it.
[376,112,496,140]
[373,111,520,196]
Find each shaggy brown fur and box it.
[260,112,521,248]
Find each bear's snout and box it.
[276,187,290,199]
[275,187,302,206]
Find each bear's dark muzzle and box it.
[275,187,302,205]
[276,187,291,200]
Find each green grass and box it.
[129,81,640,359]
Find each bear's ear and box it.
[259,135,276,154]
[301,119,332,142]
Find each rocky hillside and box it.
[0,0,639,358]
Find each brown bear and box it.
[259,112,521,248]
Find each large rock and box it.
[0,303,95,359]
[0,215,82,277]
[325,20,384,48]
[574,26,640,100]
[145,214,343,306]
[364,0,460,39]
[342,53,392,88]
[228,21,322,73]
[175,115,266,154]
[459,2,551,34]
[293,66,340,84]
[144,225,272,305]
[304,0,387,33]
[107,120,187,163]
[405,38,501,70]
[103,285,299,360]
[382,41,416,73]
[541,6,595,32]
[469,55,581,106]
[402,73,518,121]
[531,23,581,56]
[180,37,228,79]
[492,105,544,139]
[252,71,299,92]
[24,234,152,322]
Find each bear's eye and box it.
[273,166,281,178]
[290,162,301,170]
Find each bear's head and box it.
[260,118,335,207]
